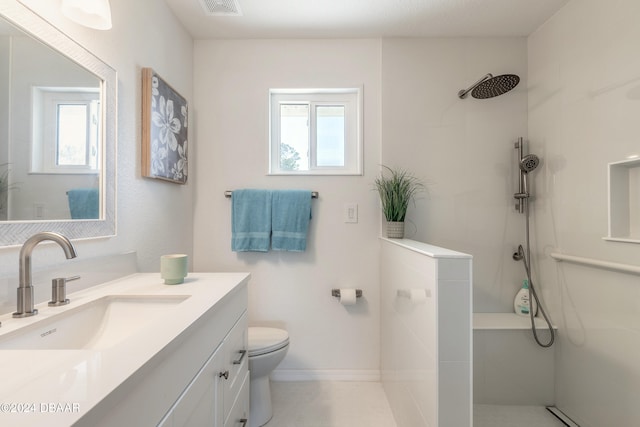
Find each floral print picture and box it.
[142,68,188,184]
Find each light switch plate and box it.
[344,203,358,223]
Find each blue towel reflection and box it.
[67,188,99,219]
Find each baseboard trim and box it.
[271,369,381,382]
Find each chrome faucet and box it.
[13,232,77,318]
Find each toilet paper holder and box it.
[331,289,363,298]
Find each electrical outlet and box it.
[344,203,358,223]
[34,203,45,219]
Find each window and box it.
[31,87,100,174]
[269,88,362,175]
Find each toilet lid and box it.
[248,327,289,357]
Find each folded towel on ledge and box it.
[271,190,312,252]
[232,189,272,252]
[67,188,99,219]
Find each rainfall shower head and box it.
[520,154,540,173]
[458,73,520,99]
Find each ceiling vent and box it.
[198,0,243,16]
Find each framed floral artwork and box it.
[142,68,188,184]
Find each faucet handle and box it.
[48,275,81,307]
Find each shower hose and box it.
[517,198,555,348]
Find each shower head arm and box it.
[458,73,493,99]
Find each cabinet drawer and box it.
[224,370,250,427]
[223,312,248,422]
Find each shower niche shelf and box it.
[606,158,640,244]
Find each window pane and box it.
[89,100,100,170]
[280,104,309,171]
[57,104,88,166]
[316,106,345,167]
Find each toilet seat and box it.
[248,327,289,357]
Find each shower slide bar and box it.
[550,252,640,276]
[224,190,318,199]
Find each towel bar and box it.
[225,190,318,199]
[331,289,362,298]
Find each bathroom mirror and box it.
[0,2,116,245]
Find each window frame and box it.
[269,88,363,175]
[30,86,100,175]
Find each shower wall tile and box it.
[439,361,472,427]
[437,259,471,281]
[529,0,640,424]
[438,279,472,362]
[473,329,554,405]
[381,238,472,427]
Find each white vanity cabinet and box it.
[160,312,249,427]
[70,275,251,427]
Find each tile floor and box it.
[268,381,398,427]
[268,382,567,427]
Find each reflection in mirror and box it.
[1,19,101,220]
[0,2,116,245]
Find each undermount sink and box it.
[0,295,190,350]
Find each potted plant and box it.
[374,165,425,238]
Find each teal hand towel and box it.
[67,188,99,219]
[232,189,272,252]
[271,190,312,252]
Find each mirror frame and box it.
[0,2,116,246]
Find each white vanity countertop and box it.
[0,272,250,426]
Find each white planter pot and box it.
[386,221,405,238]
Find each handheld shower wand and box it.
[511,138,554,348]
[514,138,540,211]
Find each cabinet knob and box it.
[219,370,229,380]
[239,418,248,427]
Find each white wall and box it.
[529,0,640,425]
[191,36,531,376]
[381,38,529,313]
[0,0,193,315]
[192,39,382,378]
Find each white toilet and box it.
[248,327,290,427]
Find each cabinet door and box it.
[160,311,248,427]
[171,344,224,427]
[221,313,248,424]
[224,371,250,427]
